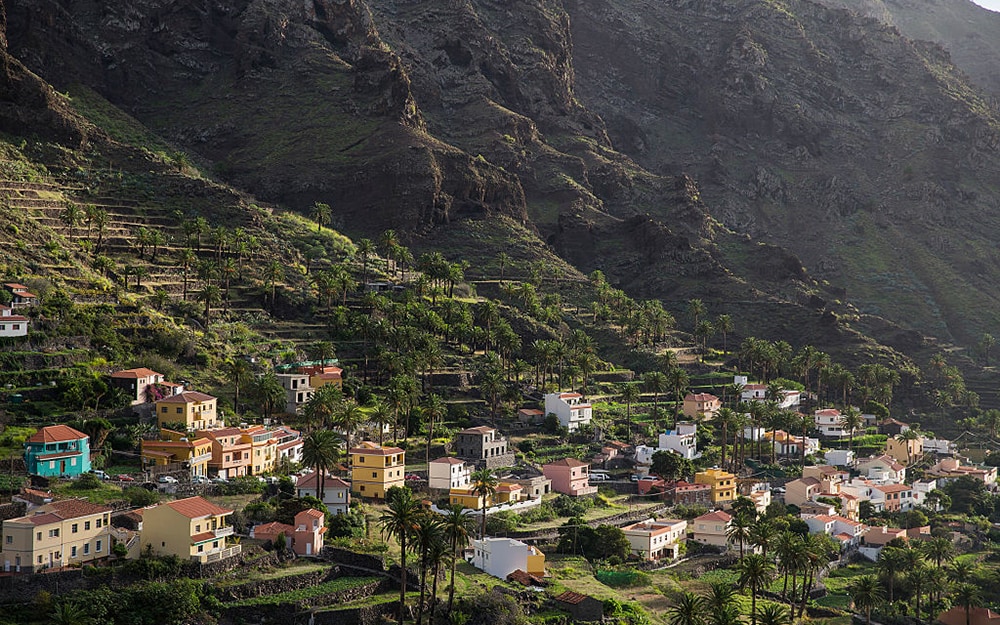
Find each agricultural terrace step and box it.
[0,180,65,191]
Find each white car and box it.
[157,475,178,484]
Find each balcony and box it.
[192,544,242,564]
[213,526,234,539]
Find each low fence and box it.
[430,496,542,518]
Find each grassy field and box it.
[50,480,124,505]
[226,575,380,607]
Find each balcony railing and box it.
[213,526,234,539]
[193,544,242,564]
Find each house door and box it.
[4,559,9,572]
[306,542,313,556]
[60,461,66,474]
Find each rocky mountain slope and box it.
[814,0,1000,97]
[4,0,1000,364]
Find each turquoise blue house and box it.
[24,425,91,477]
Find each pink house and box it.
[543,458,598,497]
[251,508,327,556]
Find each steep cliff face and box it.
[814,0,1000,97]
[566,0,1000,343]
[6,0,530,233]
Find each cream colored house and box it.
[691,510,732,548]
[140,496,240,563]
[2,500,112,573]
[622,518,687,561]
[155,391,219,430]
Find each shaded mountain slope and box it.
[566,0,1000,344]
[814,0,1000,97]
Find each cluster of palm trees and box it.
[717,504,838,625]
[379,488,478,625]
[850,539,984,625]
[668,582,790,625]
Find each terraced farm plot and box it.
[226,575,381,607]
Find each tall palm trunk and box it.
[416,550,428,625]
[448,537,459,614]
[430,558,442,620]
[398,534,408,625]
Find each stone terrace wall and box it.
[321,546,386,571]
[216,565,339,602]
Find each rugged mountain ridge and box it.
[814,0,1000,97]
[566,0,1000,344]
[5,0,999,366]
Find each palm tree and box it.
[60,202,83,239]
[413,512,444,625]
[716,407,737,470]
[421,394,447,467]
[849,574,885,625]
[842,406,864,451]
[666,591,705,625]
[666,367,690,428]
[775,531,801,600]
[619,382,641,441]
[953,583,982,625]
[922,536,955,569]
[907,563,933,623]
[688,298,707,331]
[380,488,422,625]
[442,504,476,614]
[301,430,340,501]
[49,601,94,625]
[756,604,789,625]
[303,384,343,430]
[332,398,365,449]
[644,371,668,423]
[223,358,252,416]
[948,560,976,583]
[749,519,778,560]
[370,400,393,446]
[356,238,375,286]
[727,513,752,559]
[264,259,283,310]
[312,201,332,232]
[179,248,196,301]
[895,429,922,465]
[737,553,775,625]
[705,581,737,625]
[470,468,499,539]
[426,530,450,622]
[197,284,222,326]
[716,314,734,355]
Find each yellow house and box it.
[886,436,923,466]
[694,468,737,505]
[240,426,278,475]
[349,441,405,499]
[449,481,524,509]
[2,500,114,573]
[155,391,219,431]
[140,496,240,563]
[141,429,213,477]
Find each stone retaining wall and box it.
[321,546,386,572]
[216,565,338,602]
[0,501,26,521]
[311,601,400,625]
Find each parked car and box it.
[405,474,422,481]
[91,470,109,480]
[192,475,210,485]
[157,475,178,484]
[629,475,640,482]
[589,473,609,482]
[211,477,229,484]
[116,474,135,482]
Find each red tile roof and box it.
[350,442,404,455]
[685,393,719,402]
[555,591,592,605]
[163,496,232,519]
[111,368,163,379]
[156,391,216,403]
[253,521,295,537]
[27,425,87,444]
[430,457,465,465]
[815,409,841,416]
[298,508,324,519]
[544,458,589,468]
[694,510,732,523]
[459,426,496,435]
[296,472,350,490]
[937,607,1000,625]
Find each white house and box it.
[634,445,656,467]
[621,518,687,561]
[801,514,867,548]
[814,409,851,438]
[544,392,593,432]
[0,305,28,338]
[658,423,700,460]
[922,438,955,456]
[855,455,906,483]
[740,384,801,410]
[911,479,940,510]
[429,457,471,491]
[295,473,351,516]
[824,449,855,467]
[468,537,544,580]
[743,425,766,442]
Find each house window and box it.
[96,540,102,553]
[177,408,183,414]
[162,407,168,413]
[198,545,204,553]
[71,546,77,557]
[213,541,218,549]
[96,519,102,528]
[71,524,78,533]
[4,536,11,544]
[38,555,43,564]
[85,522,91,531]
[84,544,90,555]
[373,472,377,478]
[49,529,59,538]
[36,532,42,541]
[360,485,365,492]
